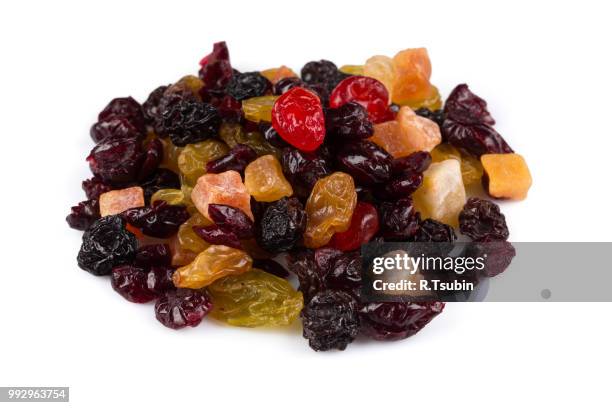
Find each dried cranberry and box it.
[121,201,190,238]
[272,87,325,152]
[226,72,271,101]
[281,147,331,198]
[134,244,172,268]
[82,176,112,200]
[442,119,513,157]
[415,108,445,128]
[256,197,306,253]
[139,168,181,203]
[336,140,392,186]
[414,219,456,242]
[301,290,360,351]
[325,102,373,140]
[216,94,243,122]
[143,85,169,125]
[155,288,212,329]
[66,199,100,231]
[77,216,137,276]
[192,225,242,249]
[328,202,379,251]
[378,198,421,241]
[324,252,362,294]
[466,241,516,277]
[138,138,163,181]
[111,265,159,303]
[207,204,255,239]
[199,41,233,95]
[147,266,176,294]
[161,100,221,147]
[90,117,143,144]
[259,123,289,148]
[444,84,495,125]
[87,138,144,185]
[273,77,304,95]
[376,172,423,199]
[329,76,390,124]
[205,144,257,174]
[359,302,444,341]
[98,96,146,133]
[459,197,509,242]
[391,151,432,175]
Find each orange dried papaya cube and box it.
[481,153,532,200]
[99,186,144,216]
[392,48,433,105]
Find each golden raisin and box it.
[177,212,212,254]
[244,155,293,202]
[178,139,229,186]
[242,95,279,123]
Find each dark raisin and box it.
[375,172,423,199]
[414,219,456,242]
[256,197,307,253]
[459,197,509,242]
[98,96,146,133]
[226,72,271,101]
[142,85,169,125]
[77,215,137,276]
[90,117,144,144]
[207,204,255,239]
[301,60,347,94]
[391,151,432,175]
[301,290,360,351]
[259,123,289,148]
[137,138,163,181]
[66,199,100,231]
[336,140,392,186]
[216,94,243,122]
[359,301,445,341]
[199,41,233,95]
[159,99,220,147]
[326,102,373,140]
[273,77,304,95]
[288,250,323,302]
[87,138,144,185]
[139,168,181,203]
[82,176,112,200]
[444,84,495,125]
[121,201,190,238]
[154,89,199,135]
[205,144,257,174]
[324,251,362,294]
[134,244,172,268]
[442,119,513,157]
[415,108,445,128]
[378,198,421,241]
[155,288,212,329]
[281,147,331,198]
[192,225,242,249]
[466,241,516,277]
[111,265,159,303]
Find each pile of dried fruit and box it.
[67,42,532,351]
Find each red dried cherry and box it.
[271,87,325,152]
[329,76,391,124]
[328,202,379,251]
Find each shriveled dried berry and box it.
[360,301,444,341]
[336,140,392,186]
[77,216,137,276]
[442,119,513,158]
[376,172,423,199]
[391,151,432,175]
[324,251,362,294]
[90,117,143,144]
[288,250,323,301]
[273,77,304,95]
[66,199,100,231]
[205,144,257,174]
[414,218,456,242]
[161,100,221,147]
[193,225,242,249]
[82,176,112,200]
[281,147,331,198]
[257,197,307,253]
[259,123,289,148]
[121,201,190,238]
[155,288,212,329]
[415,108,445,128]
[328,202,379,251]
[87,138,144,185]
[98,96,145,133]
[301,59,346,94]
[208,204,255,239]
[138,138,164,181]
[111,265,159,303]
[444,84,495,125]
[199,41,233,95]
[329,76,391,124]
[272,87,325,152]
[301,290,360,351]
[325,102,373,140]
[226,72,271,101]
[139,168,181,203]
[459,197,509,242]
[378,198,421,241]
[135,244,172,268]
[143,85,169,125]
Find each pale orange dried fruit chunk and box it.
[191,170,253,221]
[369,121,406,157]
[261,65,297,84]
[99,186,144,216]
[481,153,532,200]
[364,55,396,102]
[244,155,293,202]
[172,245,253,289]
[392,48,433,105]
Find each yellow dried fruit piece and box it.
[173,245,253,289]
[169,235,197,267]
[304,172,357,248]
[260,65,297,84]
[363,55,396,102]
[99,186,144,217]
[401,85,442,111]
[175,75,204,96]
[150,188,185,206]
[242,95,278,123]
[339,65,364,76]
[208,269,303,327]
[481,153,532,200]
[244,155,293,202]
[431,144,483,186]
[177,212,212,254]
[413,159,466,227]
[218,122,280,158]
[178,139,229,186]
[160,138,183,173]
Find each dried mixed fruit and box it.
[68,42,531,351]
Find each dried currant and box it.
[288,250,324,302]
[205,144,257,174]
[324,251,362,294]
[226,72,271,101]
[90,117,143,144]
[414,218,456,242]
[459,197,509,242]
[378,198,421,241]
[121,201,190,238]
[325,102,373,140]
[301,290,360,351]
[301,59,346,93]
[256,197,307,253]
[161,100,221,147]
[66,199,100,231]
[336,140,393,186]
[207,204,255,239]
[155,288,212,329]
[77,215,137,276]
[359,301,444,341]
[467,241,516,277]
[280,147,331,198]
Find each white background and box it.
[1,0,611,407]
